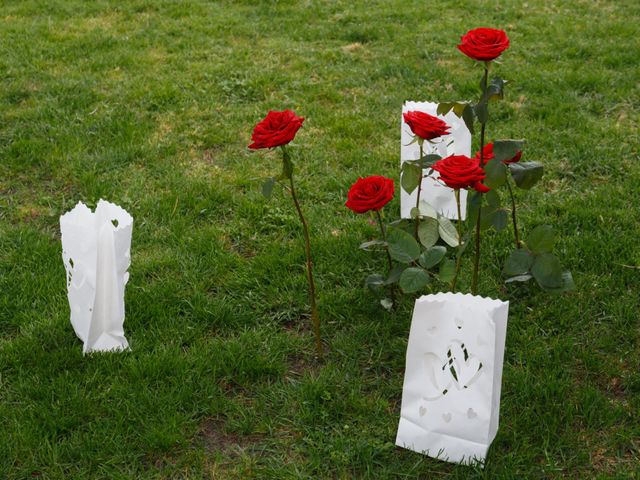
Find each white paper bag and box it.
[396,292,509,465]
[401,101,472,220]
[60,200,133,354]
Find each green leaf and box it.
[531,253,563,289]
[419,154,441,169]
[480,204,497,230]
[485,77,506,102]
[503,249,534,277]
[387,227,421,264]
[467,190,482,226]
[452,102,467,117]
[474,101,489,124]
[418,217,439,248]
[359,240,387,251]
[280,155,294,179]
[401,162,422,194]
[486,189,501,208]
[399,267,430,293]
[509,161,544,190]
[437,102,455,116]
[541,271,575,293]
[489,209,508,231]
[462,104,475,134]
[527,225,556,254]
[484,158,508,188]
[438,259,456,283]
[380,298,393,311]
[418,201,438,219]
[385,264,406,285]
[436,101,469,117]
[505,274,533,283]
[419,246,447,269]
[493,140,524,162]
[438,216,460,247]
[262,177,276,199]
[365,274,385,291]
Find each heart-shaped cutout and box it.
[442,412,452,423]
[422,352,452,400]
[419,406,427,417]
[447,343,482,389]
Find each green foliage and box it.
[399,267,430,293]
[437,216,459,247]
[365,273,385,291]
[418,246,447,269]
[474,101,489,124]
[485,77,506,102]
[503,249,535,277]
[359,239,387,251]
[504,227,573,293]
[262,177,276,199]
[493,140,525,162]
[485,158,508,188]
[417,217,439,248]
[527,225,557,254]
[387,227,420,263]
[510,161,544,189]
[531,253,564,289]
[438,258,456,283]
[400,161,422,194]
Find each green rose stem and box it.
[451,189,463,292]
[471,64,489,296]
[375,209,396,305]
[506,177,521,248]
[413,140,425,240]
[281,146,323,358]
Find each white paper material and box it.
[401,101,472,220]
[60,200,133,354]
[396,292,509,465]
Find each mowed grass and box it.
[0,0,639,478]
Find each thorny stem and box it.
[506,177,521,248]
[282,147,323,358]
[375,209,396,306]
[414,141,424,240]
[451,189,463,292]
[375,211,393,273]
[472,66,489,296]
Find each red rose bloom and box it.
[432,155,490,193]
[474,142,522,165]
[345,176,395,214]
[457,28,510,62]
[248,110,304,149]
[403,111,450,141]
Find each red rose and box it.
[345,176,395,214]
[457,28,510,62]
[474,142,522,165]
[248,110,304,149]
[403,111,450,141]
[432,155,490,193]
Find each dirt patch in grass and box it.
[199,418,264,457]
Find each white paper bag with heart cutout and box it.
[396,292,509,465]
[60,200,133,354]
[401,101,472,220]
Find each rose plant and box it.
[436,27,572,294]
[248,110,323,356]
[346,177,458,309]
[348,27,572,309]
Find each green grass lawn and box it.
[1,0,639,478]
